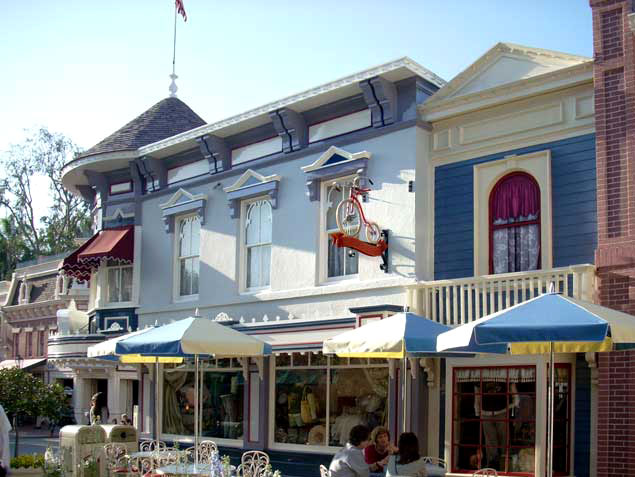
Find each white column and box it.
[108,373,122,424]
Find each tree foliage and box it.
[0,367,67,423]
[0,127,91,278]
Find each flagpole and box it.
[169,2,178,97]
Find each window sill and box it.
[173,294,199,304]
[322,274,359,286]
[239,286,271,296]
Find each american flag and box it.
[175,0,187,21]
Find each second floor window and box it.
[244,199,272,289]
[26,332,32,357]
[178,215,200,297]
[107,263,133,303]
[326,180,358,278]
[489,172,540,274]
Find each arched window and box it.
[489,172,541,274]
[245,199,272,289]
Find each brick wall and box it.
[591,0,635,475]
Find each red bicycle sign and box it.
[334,176,381,243]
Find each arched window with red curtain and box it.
[489,172,541,274]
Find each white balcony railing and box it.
[405,264,596,325]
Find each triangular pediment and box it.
[301,146,371,173]
[429,43,591,104]
[224,169,281,193]
[159,188,207,210]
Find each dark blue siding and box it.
[574,354,591,477]
[434,134,597,279]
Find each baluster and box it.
[467,283,473,323]
[431,288,437,323]
[572,270,581,300]
[482,281,488,316]
[445,286,452,325]
[475,282,482,319]
[529,276,535,299]
[452,285,458,325]
[505,279,511,308]
[563,272,570,297]
[458,284,465,324]
[406,288,413,312]
[439,287,445,324]
[538,276,544,295]
[424,287,431,319]
[497,281,503,311]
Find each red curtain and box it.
[491,174,539,222]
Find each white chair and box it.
[103,444,128,477]
[472,469,498,476]
[422,456,447,468]
[139,440,167,452]
[320,464,329,477]
[197,440,218,464]
[238,451,270,477]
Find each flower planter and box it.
[9,468,45,477]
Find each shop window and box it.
[489,172,541,274]
[243,199,272,289]
[107,264,133,303]
[163,361,244,441]
[451,365,571,476]
[176,215,200,297]
[273,353,388,449]
[324,179,358,279]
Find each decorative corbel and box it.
[408,357,418,380]
[198,135,231,174]
[84,170,109,203]
[76,185,96,204]
[143,157,168,189]
[253,356,264,381]
[388,359,397,380]
[586,352,599,386]
[419,357,437,387]
[237,357,249,380]
[359,76,398,127]
[270,108,308,153]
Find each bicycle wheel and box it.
[336,199,362,237]
[365,222,381,244]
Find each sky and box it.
[0,0,593,217]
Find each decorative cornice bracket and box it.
[198,135,231,175]
[270,108,308,153]
[360,76,398,127]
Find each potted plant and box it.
[9,454,45,477]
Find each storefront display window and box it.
[273,353,389,449]
[451,364,571,476]
[163,359,244,441]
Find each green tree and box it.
[0,217,33,280]
[0,367,68,456]
[0,127,91,265]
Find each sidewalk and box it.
[11,424,60,439]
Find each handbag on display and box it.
[300,386,314,424]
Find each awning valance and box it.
[61,226,134,280]
[0,358,47,370]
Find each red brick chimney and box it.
[590,2,635,476]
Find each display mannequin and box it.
[474,382,519,467]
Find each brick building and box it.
[590,1,635,476]
[0,254,88,386]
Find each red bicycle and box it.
[335,176,381,243]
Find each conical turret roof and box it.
[79,97,205,158]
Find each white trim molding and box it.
[224,170,281,192]
[473,150,553,276]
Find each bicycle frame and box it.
[345,184,372,227]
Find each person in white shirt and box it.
[0,404,12,475]
[329,425,387,477]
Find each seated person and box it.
[364,426,396,472]
[385,433,427,477]
[121,414,133,426]
[330,425,385,477]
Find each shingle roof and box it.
[79,97,206,158]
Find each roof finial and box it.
[169,73,178,98]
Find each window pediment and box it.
[159,188,207,233]
[301,146,371,201]
[224,169,280,219]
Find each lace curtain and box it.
[491,174,540,274]
[456,367,536,383]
